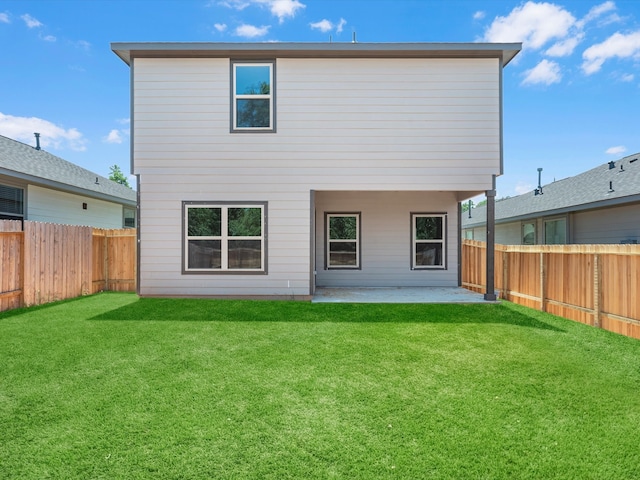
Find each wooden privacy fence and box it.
[0,220,136,312]
[462,240,640,340]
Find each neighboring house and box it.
[462,152,640,245]
[111,42,521,299]
[0,134,136,228]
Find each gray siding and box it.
[133,56,502,296]
[315,191,459,287]
[573,204,640,244]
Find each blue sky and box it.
[1,0,639,198]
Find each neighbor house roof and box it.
[111,42,521,66]
[462,152,640,228]
[0,135,136,206]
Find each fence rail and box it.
[462,240,640,340]
[0,220,136,312]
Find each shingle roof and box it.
[0,135,136,206]
[462,152,640,228]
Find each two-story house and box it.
[112,42,520,300]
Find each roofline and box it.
[463,193,640,228]
[0,167,137,207]
[111,42,522,66]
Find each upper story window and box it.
[544,217,567,245]
[232,62,275,132]
[0,184,24,221]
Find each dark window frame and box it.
[182,201,268,275]
[325,212,362,270]
[230,60,276,133]
[411,212,447,270]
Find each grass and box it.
[1,293,639,479]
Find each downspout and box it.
[457,201,462,287]
[484,175,497,301]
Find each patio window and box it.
[183,202,266,273]
[232,62,274,132]
[412,213,446,269]
[326,213,360,269]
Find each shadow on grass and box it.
[89,297,564,332]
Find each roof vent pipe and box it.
[352,31,357,43]
[34,132,41,150]
[609,181,614,193]
[534,167,543,195]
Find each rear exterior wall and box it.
[133,56,502,296]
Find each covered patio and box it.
[312,287,493,304]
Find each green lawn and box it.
[1,293,639,479]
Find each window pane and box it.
[0,185,24,215]
[329,216,357,240]
[228,240,262,269]
[545,219,566,245]
[188,208,221,237]
[236,99,270,128]
[124,208,136,228]
[329,241,357,266]
[415,243,443,266]
[188,240,221,269]
[415,216,442,240]
[523,223,535,245]
[228,208,262,236]
[235,66,270,95]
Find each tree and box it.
[109,165,131,189]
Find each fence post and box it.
[540,251,547,313]
[593,253,601,328]
[502,248,508,300]
[103,234,109,291]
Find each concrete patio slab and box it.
[312,287,493,304]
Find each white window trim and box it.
[326,213,361,270]
[184,202,266,274]
[411,213,447,270]
[232,62,274,132]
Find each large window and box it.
[232,62,274,132]
[412,213,446,269]
[326,213,360,269]
[544,217,567,245]
[123,207,136,228]
[184,202,266,273]
[0,184,24,221]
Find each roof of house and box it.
[462,152,640,228]
[0,135,136,206]
[111,42,521,66]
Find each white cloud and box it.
[234,24,270,38]
[473,11,485,21]
[76,40,91,50]
[576,1,616,29]
[116,118,131,125]
[310,17,346,34]
[545,33,583,56]
[310,19,333,33]
[606,146,627,155]
[0,112,87,151]
[257,0,305,23]
[521,59,562,85]
[220,0,304,23]
[482,2,575,49]
[515,181,534,195]
[21,13,42,28]
[214,22,227,32]
[41,34,56,42]
[582,31,640,75]
[0,12,9,23]
[104,129,123,144]
[619,73,635,82]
